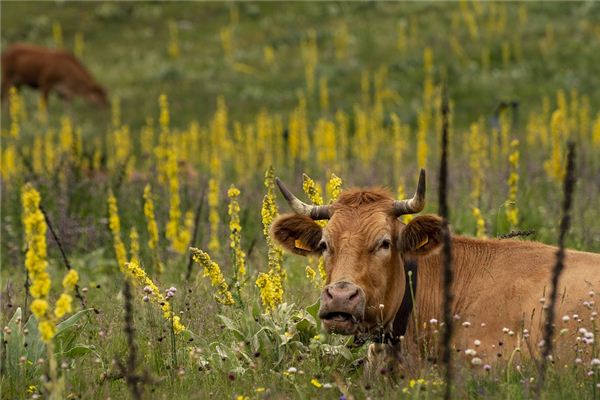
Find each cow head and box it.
[86,84,109,108]
[271,170,443,336]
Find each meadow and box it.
[1,1,600,399]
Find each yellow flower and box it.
[130,227,140,264]
[143,185,160,249]
[506,139,520,227]
[228,185,246,282]
[31,299,49,318]
[326,173,342,203]
[310,378,322,388]
[62,270,79,291]
[39,320,56,342]
[107,191,128,270]
[54,293,73,318]
[472,207,486,238]
[190,248,235,305]
[208,178,221,253]
[256,270,283,312]
[124,261,187,334]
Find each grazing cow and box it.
[271,170,600,371]
[1,43,109,107]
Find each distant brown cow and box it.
[1,43,108,107]
[272,170,600,373]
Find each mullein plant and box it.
[256,167,284,311]
[143,184,164,274]
[227,185,246,287]
[545,109,567,183]
[22,183,80,399]
[124,260,186,333]
[190,248,235,306]
[505,139,520,228]
[107,191,128,271]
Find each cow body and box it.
[272,172,600,369]
[413,236,600,359]
[1,43,108,107]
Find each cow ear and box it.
[399,215,444,255]
[270,214,323,256]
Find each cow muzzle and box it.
[318,281,366,335]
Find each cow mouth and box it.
[320,312,359,334]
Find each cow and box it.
[1,43,109,107]
[271,170,600,373]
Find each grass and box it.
[2,1,600,399]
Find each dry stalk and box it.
[118,280,144,400]
[537,141,576,394]
[498,230,536,239]
[438,82,454,400]
[39,204,86,308]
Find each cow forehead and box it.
[324,205,398,244]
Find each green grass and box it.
[2,1,600,399]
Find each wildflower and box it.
[107,191,128,271]
[287,367,297,374]
[323,383,333,389]
[471,357,482,366]
[465,349,477,356]
[256,270,283,312]
[483,364,492,371]
[124,260,186,334]
[472,207,486,238]
[228,185,246,283]
[129,227,140,264]
[563,315,570,322]
[9,87,22,137]
[143,296,149,303]
[310,378,322,388]
[326,173,343,203]
[430,318,438,325]
[39,321,56,342]
[62,270,78,290]
[30,299,49,318]
[54,294,73,318]
[207,178,221,253]
[474,339,481,347]
[462,321,471,328]
[190,248,235,305]
[544,109,566,182]
[505,139,520,227]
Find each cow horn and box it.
[393,169,426,216]
[275,177,331,220]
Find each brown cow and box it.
[271,170,600,372]
[1,43,109,107]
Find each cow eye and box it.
[318,241,328,252]
[379,239,391,251]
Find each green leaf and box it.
[60,344,96,358]
[217,315,245,340]
[305,299,321,332]
[53,308,94,354]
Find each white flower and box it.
[379,304,385,310]
[465,349,477,356]
[323,383,333,389]
[480,322,486,327]
[586,332,595,339]
[430,318,438,325]
[287,367,297,373]
[483,364,491,371]
[579,328,588,335]
[508,330,515,336]
[143,295,149,302]
[539,297,546,304]
[575,358,582,364]
[474,340,481,347]
[591,358,600,366]
[471,357,482,366]
[143,286,153,294]
[573,314,579,320]
[462,321,471,328]
[502,327,510,333]
[562,315,570,322]
[589,291,595,297]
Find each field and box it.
[2,1,600,399]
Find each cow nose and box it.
[325,282,360,303]
[320,281,365,316]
